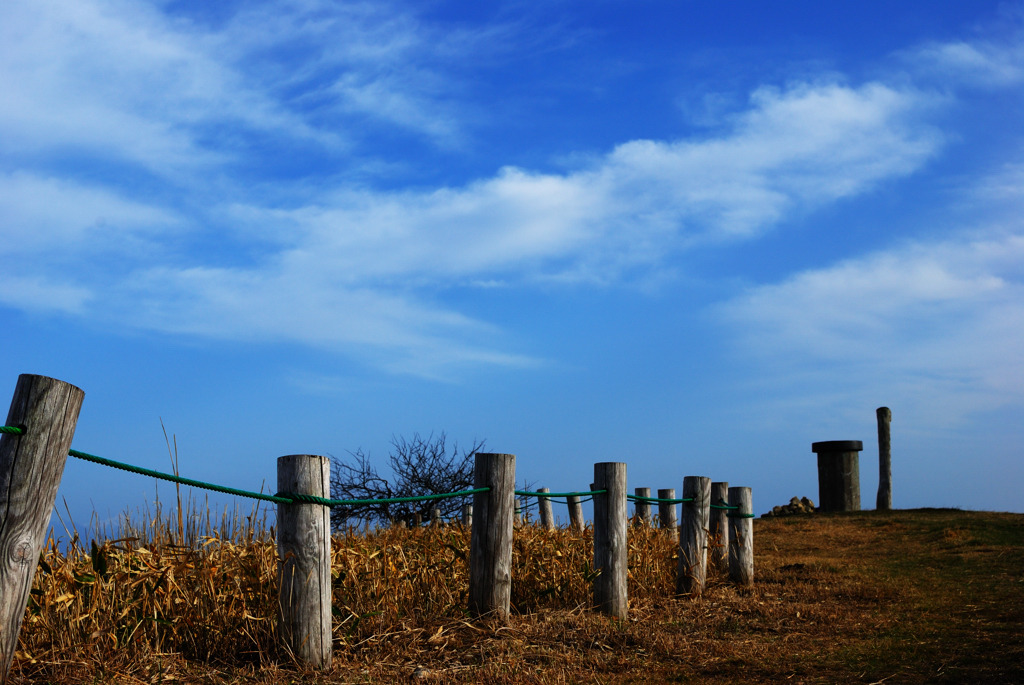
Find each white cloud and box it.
[718,230,1024,423]
[0,172,175,254]
[912,40,1024,88]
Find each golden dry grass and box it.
[8,507,1024,683]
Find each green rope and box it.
[69,449,290,504]
[67,448,488,507]
[0,425,25,435]
[515,489,606,498]
[727,512,756,518]
[710,498,739,510]
[628,494,693,504]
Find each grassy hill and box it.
[9,508,1023,683]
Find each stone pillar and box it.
[811,440,863,512]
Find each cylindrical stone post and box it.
[277,454,332,669]
[633,487,651,526]
[812,440,863,512]
[709,481,729,572]
[876,407,892,511]
[593,462,628,618]
[462,503,473,528]
[727,486,754,587]
[538,487,554,530]
[567,495,585,533]
[677,476,711,597]
[431,507,442,527]
[1,375,85,683]
[468,453,516,620]
[658,488,678,542]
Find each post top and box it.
[811,440,863,453]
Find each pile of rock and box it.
[762,496,816,517]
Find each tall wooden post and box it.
[677,476,710,597]
[566,495,584,533]
[727,487,754,587]
[593,462,627,618]
[277,455,332,669]
[709,481,729,572]
[537,488,554,530]
[633,487,651,525]
[1,375,84,684]
[876,407,892,511]
[658,488,678,542]
[469,453,515,620]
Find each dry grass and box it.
[8,506,1024,683]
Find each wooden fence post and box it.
[277,455,332,669]
[462,503,473,528]
[566,495,584,533]
[0,375,84,684]
[709,481,729,572]
[593,462,627,618]
[431,507,442,527]
[537,488,554,530]
[658,488,678,543]
[633,487,651,525]
[469,453,515,620]
[677,475,711,597]
[728,486,754,587]
[876,407,892,511]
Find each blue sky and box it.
[2,0,1023,535]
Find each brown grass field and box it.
[8,505,1023,684]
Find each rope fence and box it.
[1,374,756,677]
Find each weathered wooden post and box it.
[633,487,651,526]
[709,481,729,571]
[1,375,84,684]
[876,407,892,511]
[462,503,473,528]
[537,487,554,530]
[658,488,678,542]
[566,495,585,533]
[677,476,711,597]
[469,453,515,619]
[431,507,442,527]
[727,486,754,587]
[277,455,332,669]
[593,462,627,618]
[812,441,863,512]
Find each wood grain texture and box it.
[633,487,651,526]
[677,476,711,597]
[566,495,584,533]
[276,454,332,669]
[657,488,678,543]
[0,375,84,684]
[876,407,892,511]
[593,462,627,618]
[468,453,515,620]
[537,488,554,530]
[727,486,754,587]
[709,481,729,572]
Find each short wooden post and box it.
[633,487,651,525]
[277,455,332,669]
[593,462,627,618]
[537,488,554,530]
[469,453,515,619]
[1,375,84,684]
[727,486,754,587]
[709,481,729,572]
[462,503,473,528]
[658,488,678,542]
[431,507,442,527]
[677,476,711,597]
[876,407,892,511]
[566,495,584,533]
[812,441,863,512]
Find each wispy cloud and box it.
[718,228,1024,425]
